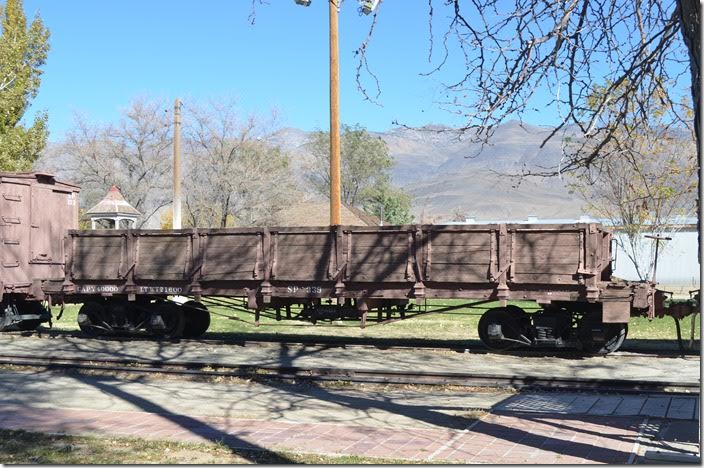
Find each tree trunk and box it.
[677,0,700,265]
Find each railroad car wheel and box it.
[478,307,531,350]
[16,301,47,331]
[580,322,628,354]
[148,302,185,339]
[181,301,210,338]
[578,311,628,354]
[77,302,107,336]
[17,320,41,330]
[0,301,14,331]
[17,316,42,330]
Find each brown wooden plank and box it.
[277,234,333,247]
[430,252,492,263]
[207,236,259,247]
[274,265,330,281]
[274,240,332,280]
[347,261,407,282]
[206,247,259,259]
[511,273,578,284]
[136,237,191,280]
[202,235,260,280]
[72,237,124,279]
[427,263,490,283]
[349,233,408,247]
[512,262,580,272]
[513,263,579,275]
[512,257,580,268]
[347,252,406,261]
[429,246,491,255]
[347,273,408,282]
[202,267,254,278]
[513,238,581,246]
[512,245,581,257]
[431,260,492,267]
[202,258,257,280]
[277,251,331,260]
[278,247,333,261]
[513,237,580,244]
[429,233,492,248]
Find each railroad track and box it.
[12,329,700,358]
[0,353,697,395]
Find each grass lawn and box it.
[47,298,700,344]
[0,429,411,464]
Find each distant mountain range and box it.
[38,120,588,224]
[271,121,586,223]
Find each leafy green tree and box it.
[362,179,413,225]
[306,124,413,223]
[0,0,50,171]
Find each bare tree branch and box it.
[354,5,383,105]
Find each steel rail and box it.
[0,353,697,395]
[13,330,699,358]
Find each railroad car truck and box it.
[1,172,693,353]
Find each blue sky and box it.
[24,0,553,141]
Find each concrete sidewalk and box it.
[637,419,700,464]
[496,392,700,463]
[0,402,645,463]
[0,369,698,463]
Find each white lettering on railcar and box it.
[138,286,184,294]
[286,286,322,294]
[77,285,119,293]
[75,285,183,295]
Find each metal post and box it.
[645,234,672,283]
[329,0,341,225]
[173,98,182,229]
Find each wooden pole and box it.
[173,98,182,229]
[329,0,341,225]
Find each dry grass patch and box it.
[0,429,418,464]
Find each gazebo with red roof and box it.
[85,185,141,229]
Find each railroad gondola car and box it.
[0,172,690,353]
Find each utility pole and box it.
[294,0,379,224]
[173,98,182,229]
[329,0,341,225]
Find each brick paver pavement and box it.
[0,403,643,463]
